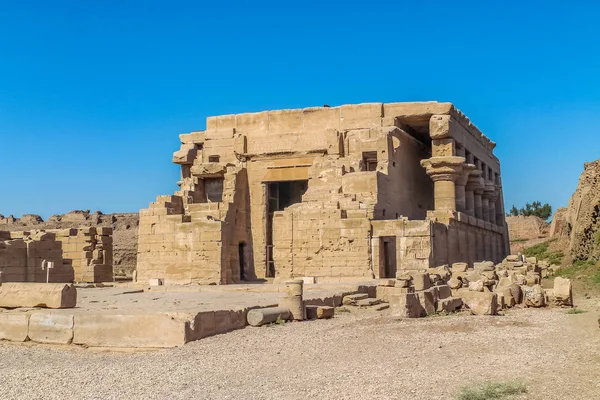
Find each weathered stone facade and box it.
[136,102,509,284]
[0,228,113,283]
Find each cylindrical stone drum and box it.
[284,279,304,297]
[279,295,305,321]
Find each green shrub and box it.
[457,380,527,400]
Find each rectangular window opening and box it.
[362,151,378,171]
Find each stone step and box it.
[342,293,369,305]
[355,298,381,307]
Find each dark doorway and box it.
[239,242,246,281]
[379,237,397,278]
[204,178,224,202]
[265,180,308,277]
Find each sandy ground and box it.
[1,297,599,400]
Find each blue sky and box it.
[1,1,599,219]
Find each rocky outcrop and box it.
[0,210,139,278]
[553,160,600,261]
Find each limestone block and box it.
[410,273,431,291]
[339,103,382,130]
[458,289,498,315]
[523,285,546,308]
[28,312,74,344]
[0,312,30,341]
[389,293,425,318]
[302,107,340,134]
[306,305,334,320]
[73,313,188,348]
[429,115,451,139]
[448,276,463,290]
[451,262,468,273]
[0,283,77,309]
[553,277,573,307]
[468,280,485,292]
[149,278,164,286]
[417,288,437,315]
[356,298,381,307]
[474,261,495,272]
[435,285,452,300]
[437,297,463,313]
[342,293,369,305]
[498,287,516,308]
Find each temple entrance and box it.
[265,180,308,277]
[379,237,397,278]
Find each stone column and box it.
[455,163,476,214]
[482,183,496,224]
[466,170,484,219]
[495,185,505,226]
[421,156,465,211]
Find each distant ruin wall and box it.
[0,228,113,283]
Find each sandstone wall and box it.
[505,216,549,241]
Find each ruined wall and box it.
[0,228,113,283]
[0,210,137,278]
[0,231,68,283]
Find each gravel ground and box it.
[1,301,599,400]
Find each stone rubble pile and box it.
[378,255,573,317]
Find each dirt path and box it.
[1,298,599,400]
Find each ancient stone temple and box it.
[136,102,509,284]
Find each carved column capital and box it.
[456,163,476,186]
[420,156,465,182]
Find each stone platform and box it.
[0,282,375,348]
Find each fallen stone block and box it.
[410,273,431,291]
[468,280,485,292]
[306,305,334,319]
[73,313,189,348]
[0,312,30,342]
[523,284,546,308]
[0,283,77,309]
[437,297,462,313]
[342,293,369,305]
[376,286,413,302]
[389,293,425,318]
[356,298,381,307]
[474,261,495,272]
[28,312,74,344]
[458,289,498,315]
[247,306,291,327]
[374,303,389,311]
[417,289,436,315]
[448,276,463,290]
[451,262,469,273]
[434,285,452,300]
[553,277,573,307]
